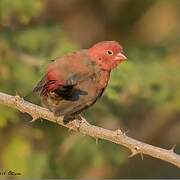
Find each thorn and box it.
[95,138,99,145]
[128,149,138,158]
[170,144,176,153]
[75,119,81,129]
[115,129,123,136]
[29,116,38,123]
[78,115,88,124]
[79,114,83,119]
[123,130,129,136]
[140,152,144,160]
[15,91,20,96]
[14,94,21,101]
[68,127,73,133]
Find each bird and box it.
[33,41,127,123]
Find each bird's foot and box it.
[73,115,87,131]
[63,114,87,131]
[63,115,75,124]
[62,114,82,124]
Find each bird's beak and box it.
[114,52,127,61]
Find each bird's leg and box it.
[62,114,81,124]
[76,114,83,121]
[73,114,88,131]
[63,115,75,124]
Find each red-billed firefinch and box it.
[33,41,127,122]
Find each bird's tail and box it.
[33,76,47,94]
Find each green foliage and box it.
[2,136,47,178]
[107,59,180,110]
[13,27,54,54]
[0,0,43,25]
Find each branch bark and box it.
[0,92,179,168]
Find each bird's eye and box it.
[107,50,113,56]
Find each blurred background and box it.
[0,0,180,178]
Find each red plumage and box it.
[33,41,127,121]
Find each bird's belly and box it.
[44,72,109,116]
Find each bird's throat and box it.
[99,70,110,88]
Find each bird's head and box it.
[88,41,127,71]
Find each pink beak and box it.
[114,52,127,61]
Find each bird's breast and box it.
[88,71,110,97]
[98,71,110,88]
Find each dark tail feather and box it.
[23,90,34,100]
[33,76,47,94]
[20,76,47,102]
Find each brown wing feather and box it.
[34,50,109,117]
[34,50,94,96]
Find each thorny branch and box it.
[0,92,179,168]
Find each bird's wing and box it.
[33,50,97,96]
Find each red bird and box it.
[33,41,127,122]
